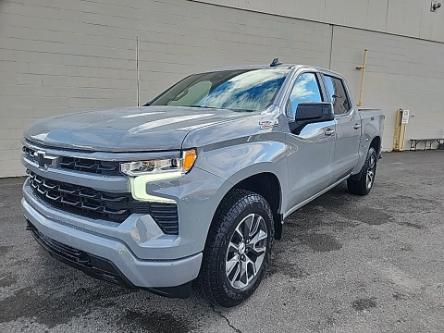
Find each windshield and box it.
[149,68,290,112]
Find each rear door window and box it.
[323,75,350,115]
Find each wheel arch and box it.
[369,136,381,156]
[352,134,382,175]
[210,171,284,240]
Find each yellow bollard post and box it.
[356,49,368,107]
[393,109,409,151]
[393,109,401,151]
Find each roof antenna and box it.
[270,58,282,67]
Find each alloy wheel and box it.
[366,154,376,189]
[225,213,268,289]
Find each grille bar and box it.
[59,156,121,175]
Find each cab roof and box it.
[201,63,344,79]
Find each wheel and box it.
[197,189,274,307]
[347,147,378,195]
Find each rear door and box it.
[284,72,336,213]
[322,74,361,180]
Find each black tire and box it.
[347,147,378,195]
[197,189,274,307]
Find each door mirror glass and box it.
[295,103,334,122]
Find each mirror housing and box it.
[290,102,334,134]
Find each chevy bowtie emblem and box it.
[34,151,58,169]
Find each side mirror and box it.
[291,103,334,134]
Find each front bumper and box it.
[22,194,203,289]
[26,221,193,297]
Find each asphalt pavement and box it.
[0,151,443,332]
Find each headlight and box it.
[120,149,197,176]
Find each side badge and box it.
[259,119,278,129]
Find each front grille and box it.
[23,146,121,176]
[27,172,179,234]
[28,171,134,222]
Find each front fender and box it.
[197,133,289,212]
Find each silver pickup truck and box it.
[22,62,384,307]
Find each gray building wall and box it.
[198,0,444,42]
[0,0,443,177]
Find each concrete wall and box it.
[331,26,444,149]
[197,0,444,42]
[0,0,443,177]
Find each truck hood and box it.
[25,106,250,152]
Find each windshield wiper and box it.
[189,105,218,109]
[189,105,253,112]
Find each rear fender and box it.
[352,113,384,174]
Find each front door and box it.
[284,72,336,214]
[322,75,361,180]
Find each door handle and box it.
[353,123,361,130]
[324,128,335,136]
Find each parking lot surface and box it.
[1,151,443,333]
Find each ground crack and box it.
[211,306,242,333]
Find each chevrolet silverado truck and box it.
[22,62,384,307]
